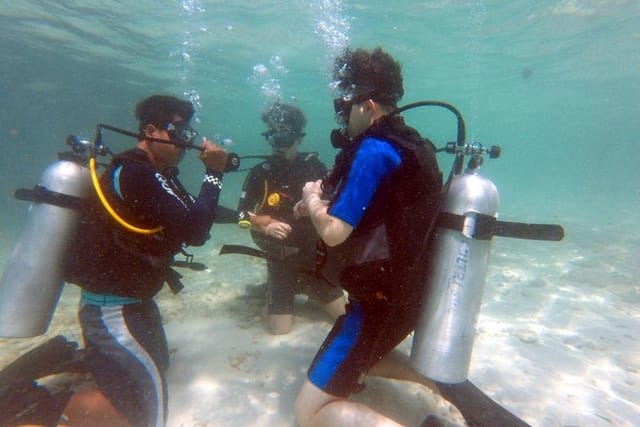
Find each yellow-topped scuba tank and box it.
[0,136,94,337]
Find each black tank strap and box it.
[437,212,564,241]
[218,244,325,280]
[14,185,85,211]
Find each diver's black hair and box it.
[261,102,307,137]
[134,95,195,134]
[333,47,404,106]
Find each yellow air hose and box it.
[89,157,162,235]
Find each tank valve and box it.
[445,141,501,159]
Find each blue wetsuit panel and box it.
[329,137,401,227]
[308,302,364,388]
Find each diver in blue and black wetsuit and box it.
[62,94,229,427]
[293,47,443,427]
[237,102,345,335]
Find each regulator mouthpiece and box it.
[225,152,240,173]
[330,128,351,149]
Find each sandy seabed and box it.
[1,217,638,427]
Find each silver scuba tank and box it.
[0,157,91,337]
[410,165,499,384]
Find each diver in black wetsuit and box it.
[237,102,345,335]
[59,94,229,427]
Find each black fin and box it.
[435,380,531,427]
[0,336,78,388]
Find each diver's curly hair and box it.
[333,47,404,106]
[261,102,307,136]
[135,95,195,133]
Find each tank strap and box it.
[437,212,564,241]
[218,244,322,278]
[14,185,85,210]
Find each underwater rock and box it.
[512,328,539,344]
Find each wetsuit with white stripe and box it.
[66,148,223,427]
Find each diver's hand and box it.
[199,137,228,172]
[265,221,292,240]
[293,200,308,219]
[295,179,323,218]
[302,179,323,203]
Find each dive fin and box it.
[435,380,531,427]
[0,336,80,388]
[0,384,73,427]
[0,336,89,427]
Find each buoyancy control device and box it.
[401,101,564,384]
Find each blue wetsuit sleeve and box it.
[329,137,401,227]
[117,165,222,246]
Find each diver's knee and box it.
[294,390,315,427]
[294,379,336,427]
[267,313,294,335]
[323,296,346,319]
[64,389,131,427]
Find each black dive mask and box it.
[167,121,198,146]
[262,128,303,149]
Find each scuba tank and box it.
[0,138,93,338]
[400,101,563,384]
[410,157,499,383]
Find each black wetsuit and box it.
[237,153,344,315]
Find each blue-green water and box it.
[2,1,638,223]
[1,1,639,426]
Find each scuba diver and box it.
[292,46,443,427]
[236,102,346,335]
[1,94,230,427]
[292,47,537,427]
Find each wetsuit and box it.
[64,148,223,427]
[237,153,344,316]
[307,116,442,397]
